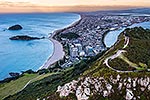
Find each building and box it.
[71,47,78,58]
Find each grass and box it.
[4,58,96,100]
[30,73,55,83]
[0,73,38,100]
[0,72,57,100]
[118,54,138,68]
[118,54,148,71]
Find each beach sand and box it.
[39,15,81,69]
[39,33,65,69]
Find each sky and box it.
[0,0,150,13]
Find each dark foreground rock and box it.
[9,72,20,77]
[9,35,44,41]
[8,24,23,30]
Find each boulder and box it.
[8,24,23,30]
[9,35,44,41]
[9,72,20,77]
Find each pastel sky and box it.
[0,0,150,13]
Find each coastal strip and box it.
[39,36,65,69]
[39,15,82,69]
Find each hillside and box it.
[85,27,150,76]
[3,27,150,100]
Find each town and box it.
[54,14,150,68]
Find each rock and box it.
[9,72,20,77]
[126,83,131,89]
[117,74,121,81]
[84,88,90,96]
[56,76,150,100]
[118,82,123,90]
[8,24,23,30]
[103,90,109,97]
[148,85,150,90]
[106,84,112,91]
[132,78,137,87]
[56,86,62,92]
[126,89,134,100]
[9,35,44,41]
[76,86,89,100]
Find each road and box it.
[103,36,133,73]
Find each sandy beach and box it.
[39,34,65,69]
[40,15,81,69]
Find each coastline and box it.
[39,14,82,69]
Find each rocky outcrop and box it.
[8,24,23,30]
[56,75,150,100]
[9,35,44,41]
[9,72,20,77]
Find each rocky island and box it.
[8,24,23,30]
[9,35,44,41]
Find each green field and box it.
[0,73,38,100]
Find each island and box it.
[8,24,23,30]
[9,35,44,41]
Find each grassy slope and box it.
[30,73,55,83]
[4,60,91,100]
[4,52,105,100]
[124,27,150,68]
[0,74,38,100]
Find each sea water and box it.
[0,13,80,80]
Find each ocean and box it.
[0,13,80,80]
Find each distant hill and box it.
[81,8,150,15]
[121,8,150,14]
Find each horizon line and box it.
[0,6,149,14]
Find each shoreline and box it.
[39,14,82,69]
[39,36,65,69]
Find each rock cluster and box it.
[9,72,20,77]
[56,75,150,100]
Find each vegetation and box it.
[124,27,150,68]
[59,32,80,40]
[4,51,105,100]
[0,73,38,100]
[4,66,84,100]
